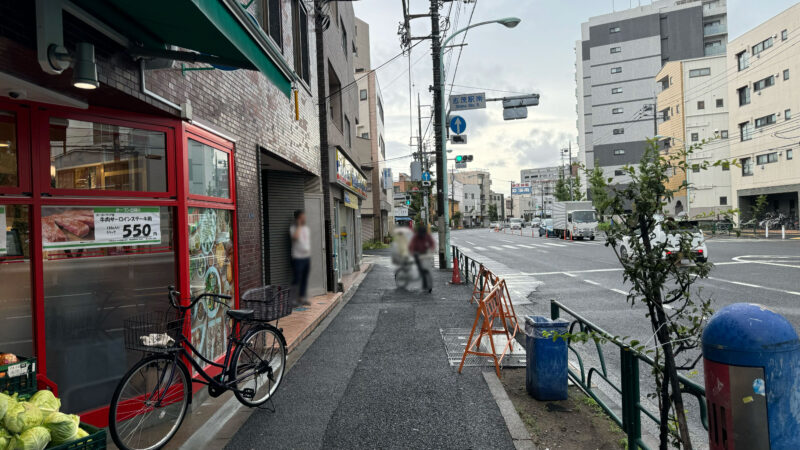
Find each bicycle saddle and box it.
[226,309,255,321]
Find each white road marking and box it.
[466,241,476,245]
[518,244,537,249]
[459,247,472,253]
[610,288,628,295]
[502,245,517,249]
[542,243,566,248]
[563,273,577,278]
[584,279,601,286]
[707,276,800,296]
[490,246,504,251]
[474,247,487,251]
[501,239,515,243]
[530,268,625,276]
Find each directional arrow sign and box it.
[421,171,432,182]
[449,115,466,135]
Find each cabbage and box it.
[0,427,13,449]
[0,392,19,420]
[3,402,42,434]
[43,412,79,444]
[28,391,60,418]
[6,426,51,450]
[76,427,89,439]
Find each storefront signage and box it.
[343,192,359,209]
[511,183,532,195]
[0,206,6,255]
[336,149,367,198]
[42,207,161,250]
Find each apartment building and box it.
[726,3,800,223]
[520,166,564,216]
[656,55,730,218]
[353,17,392,242]
[453,170,493,226]
[576,0,727,191]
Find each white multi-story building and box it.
[727,3,799,223]
[576,0,728,192]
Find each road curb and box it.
[482,371,537,450]
[177,264,373,450]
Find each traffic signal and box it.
[405,195,411,206]
[455,155,473,163]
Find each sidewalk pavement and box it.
[224,250,517,449]
[166,265,372,450]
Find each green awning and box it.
[73,0,293,96]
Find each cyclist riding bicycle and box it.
[409,224,436,293]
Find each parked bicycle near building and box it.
[108,286,288,450]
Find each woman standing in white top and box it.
[290,210,312,305]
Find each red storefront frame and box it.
[0,98,239,427]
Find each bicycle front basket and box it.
[241,285,294,322]
[124,310,184,353]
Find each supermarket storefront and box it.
[0,99,238,424]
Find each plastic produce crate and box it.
[0,355,36,394]
[48,423,107,450]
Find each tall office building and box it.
[576,0,727,191]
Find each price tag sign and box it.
[94,207,161,245]
[42,206,161,250]
[0,206,6,255]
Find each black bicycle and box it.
[108,286,288,450]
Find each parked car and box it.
[509,218,523,230]
[538,219,554,237]
[530,218,541,228]
[489,221,501,230]
[618,217,708,263]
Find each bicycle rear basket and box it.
[124,310,184,353]
[241,285,294,322]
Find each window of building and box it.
[697,101,705,110]
[716,98,724,108]
[691,133,699,142]
[720,196,727,206]
[361,132,369,139]
[188,139,231,198]
[659,76,670,91]
[328,63,343,131]
[613,128,624,135]
[737,86,750,106]
[756,152,778,165]
[754,75,775,92]
[721,130,729,139]
[613,149,625,155]
[377,97,385,124]
[787,149,793,160]
[341,18,347,56]
[739,121,753,141]
[786,109,792,120]
[48,118,168,193]
[612,87,623,94]
[614,169,624,176]
[610,47,621,54]
[752,37,773,56]
[737,51,749,71]
[610,26,620,34]
[612,107,623,114]
[782,29,789,41]
[689,68,711,78]
[344,116,351,149]
[611,66,622,74]
[784,69,790,81]
[259,0,282,49]
[755,114,776,128]
[292,0,311,84]
[360,89,367,100]
[742,157,753,175]
[0,110,19,189]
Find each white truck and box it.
[551,201,598,240]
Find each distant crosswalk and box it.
[453,239,604,254]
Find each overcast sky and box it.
[353,0,799,196]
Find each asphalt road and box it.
[451,227,800,446]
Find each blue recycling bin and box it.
[702,303,800,450]
[525,315,569,400]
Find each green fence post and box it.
[620,347,642,449]
[550,300,560,320]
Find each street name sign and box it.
[449,93,486,111]
[455,162,467,169]
[449,115,466,135]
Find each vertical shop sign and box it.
[0,206,5,255]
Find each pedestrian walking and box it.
[409,224,436,293]
[290,210,312,305]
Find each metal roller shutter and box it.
[264,170,306,287]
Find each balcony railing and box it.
[703,24,727,36]
[704,45,726,56]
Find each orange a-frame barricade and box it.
[458,282,519,378]
[470,265,500,305]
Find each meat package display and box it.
[41,208,96,247]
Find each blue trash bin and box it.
[525,315,569,401]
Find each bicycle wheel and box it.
[109,354,190,450]
[230,324,286,407]
[395,267,411,289]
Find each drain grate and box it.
[440,328,526,368]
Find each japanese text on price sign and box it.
[42,206,161,250]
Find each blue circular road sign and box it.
[449,115,467,135]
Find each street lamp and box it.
[438,16,521,267]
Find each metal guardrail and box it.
[550,300,708,450]
[451,245,484,287]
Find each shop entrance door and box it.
[304,194,326,296]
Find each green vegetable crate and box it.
[0,356,36,394]
[48,423,106,450]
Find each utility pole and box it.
[430,0,446,268]
[509,181,513,218]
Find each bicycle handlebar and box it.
[168,285,232,312]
